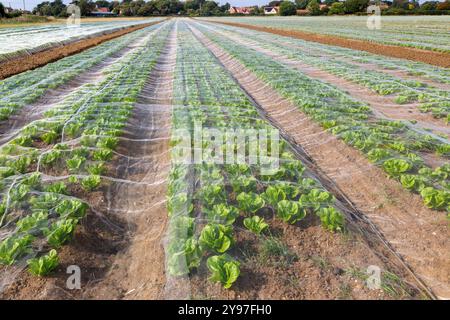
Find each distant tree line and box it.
[1,0,448,18]
[30,0,233,17]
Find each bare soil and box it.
[202,20,450,69]
[190,24,449,299]
[0,20,165,80]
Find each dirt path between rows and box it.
[190,24,449,299]
[81,26,177,300]
[197,23,449,142]
[0,19,166,80]
[201,20,450,69]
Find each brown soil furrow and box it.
[0,19,166,80]
[81,25,177,300]
[197,23,449,140]
[189,23,449,299]
[201,20,450,69]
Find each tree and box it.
[75,0,95,16]
[220,2,231,12]
[269,1,282,6]
[95,0,110,8]
[324,0,338,5]
[199,1,219,15]
[0,2,5,18]
[33,0,67,17]
[343,0,369,13]
[392,0,408,9]
[328,1,345,14]
[307,0,321,15]
[437,0,450,10]
[279,1,297,15]
[295,0,309,9]
[420,1,438,10]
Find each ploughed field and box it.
[0,18,448,300]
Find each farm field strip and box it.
[0,21,172,285]
[187,20,449,298]
[0,19,161,62]
[161,21,426,299]
[0,23,165,124]
[0,17,448,300]
[191,22,450,215]
[77,23,178,300]
[199,21,450,123]
[199,20,450,87]
[201,16,450,53]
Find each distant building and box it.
[228,6,253,14]
[91,7,117,17]
[264,6,279,15]
[4,7,14,14]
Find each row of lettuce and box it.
[205,22,450,122]
[194,23,450,215]
[0,23,158,122]
[201,17,450,54]
[0,22,171,276]
[165,23,346,290]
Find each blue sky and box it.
[5,0,437,10]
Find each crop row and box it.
[194,23,450,215]
[0,22,173,276]
[0,22,163,122]
[201,22,450,121]
[0,19,161,62]
[165,22,346,289]
[202,17,450,53]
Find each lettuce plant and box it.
[16,211,48,232]
[45,181,68,195]
[55,199,88,219]
[41,149,62,165]
[167,237,202,276]
[243,215,268,235]
[204,203,239,225]
[167,192,194,217]
[420,187,449,210]
[263,185,286,207]
[400,174,426,192]
[66,155,85,172]
[197,184,226,207]
[27,249,59,276]
[317,207,344,232]
[301,188,335,212]
[87,162,106,175]
[277,200,306,224]
[92,148,113,161]
[0,234,34,265]
[168,216,195,240]
[230,175,257,194]
[81,175,101,191]
[382,159,412,177]
[199,224,233,253]
[44,218,78,248]
[40,130,59,145]
[236,192,265,214]
[206,254,240,289]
